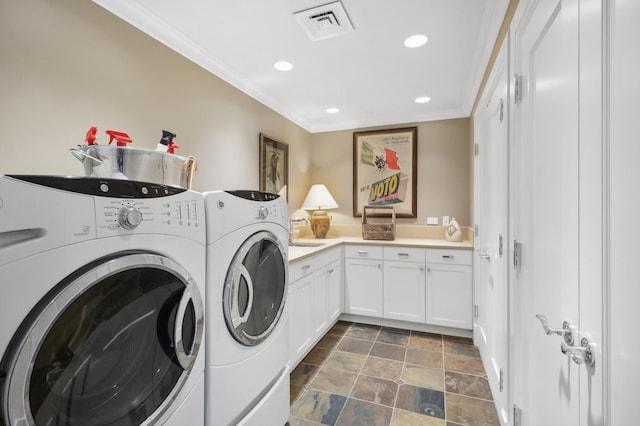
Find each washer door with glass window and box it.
[1,252,204,426]
[223,230,287,346]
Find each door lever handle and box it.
[477,250,491,261]
[535,314,575,345]
[561,338,596,367]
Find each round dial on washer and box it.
[257,206,269,219]
[118,206,143,229]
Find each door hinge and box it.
[474,304,479,319]
[498,233,504,258]
[474,224,479,237]
[499,98,504,122]
[513,240,522,272]
[513,404,522,426]
[499,368,504,392]
[474,143,479,156]
[514,74,523,104]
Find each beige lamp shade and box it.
[301,184,338,238]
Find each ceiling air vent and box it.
[294,1,354,42]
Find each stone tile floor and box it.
[288,321,500,426]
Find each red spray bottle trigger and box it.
[167,141,179,154]
[85,126,98,145]
[105,130,132,146]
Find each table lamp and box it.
[301,184,339,238]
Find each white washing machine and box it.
[0,175,206,426]
[203,190,289,426]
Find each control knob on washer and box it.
[118,206,143,229]
[257,206,269,219]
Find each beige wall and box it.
[310,119,471,226]
[0,0,313,209]
[0,0,472,225]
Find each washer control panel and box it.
[94,190,204,242]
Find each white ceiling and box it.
[93,0,509,133]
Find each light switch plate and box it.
[442,216,450,226]
[427,216,438,225]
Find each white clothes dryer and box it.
[0,175,206,426]
[203,190,289,426]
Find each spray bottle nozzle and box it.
[160,130,176,146]
[105,130,132,146]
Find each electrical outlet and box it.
[442,216,450,226]
[427,216,438,225]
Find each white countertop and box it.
[288,237,474,262]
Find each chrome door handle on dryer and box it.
[231,265,254,328]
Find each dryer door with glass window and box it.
[1,252,203,426]
[223,230,287,346]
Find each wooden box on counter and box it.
[362,206,396,240]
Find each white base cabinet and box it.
[344,245,383,317]
[290,243,473,366]
[425,249,473,330]
[313,250,342,336]
[325,259,342,323]
[383,247,426,322]
[288,247,342,367]
[288,257,315,365]
[343,244,473,331]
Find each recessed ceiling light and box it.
[415,96,431,104]
[326,107,339,114]
[404,34,428,48]
[274,61,293,71]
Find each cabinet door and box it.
[313,259,342,335]
[313,268,329,337]
[326,259,342,322]
[344,258,383,317]
[289,274,314,365]
[426,263,472,329]
[383,260,425,322]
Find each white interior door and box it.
[609,0,640,423]
[511,0,603,424]
[473,39,509,426]
[512,0,580,424]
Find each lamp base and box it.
[309,210,331,238]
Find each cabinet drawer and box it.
[383,246,425,262]
[289,258,314,283]
[426,249,472,265]
[314,247,342,268]
[344,244,383,259]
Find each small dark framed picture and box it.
[259,133,288,199]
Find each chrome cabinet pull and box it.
[535,314,575,345]
[357,250,368,255]
[561,338,596,366]
[398,253,409,257]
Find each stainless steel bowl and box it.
[70,145,197,189]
